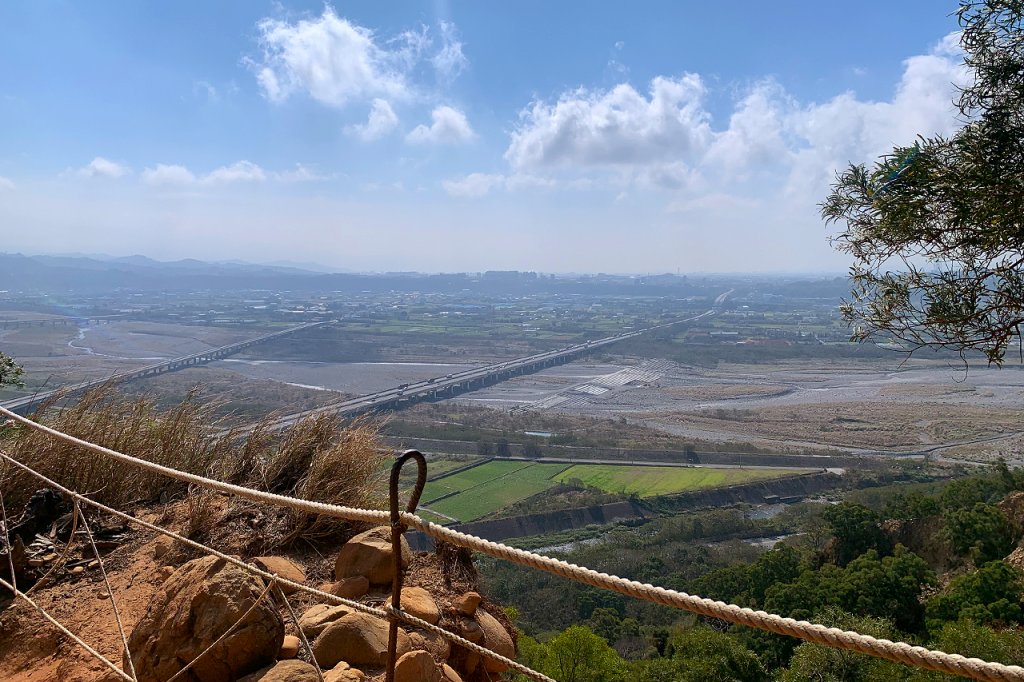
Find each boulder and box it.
[335,527,410,585]
[452,592,480,616]
[279,635,301,659]
[394,650,442,682]
[319,575,370,600]
[253,556,306,595]
[298,604,349,639]
[458,617,483,643]
[441,663,463,682]
[323,661,365,682]
[127,556,284,682]
[475,609,515,673]
[238,660,319,682]
[311,612,410,669]
[409,629,451,661]
[401,586,440,624]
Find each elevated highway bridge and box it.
[232,293,730,435]
[1,321,329,415]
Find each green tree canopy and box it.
[824,502,890,566]
[823,1,1024,364]
[926,560,1024,631]
[0,352,23,387]
[944,502,1019,565]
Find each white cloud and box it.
[496,33,966,203]
[142,164,197,186]
[406,105,475,145]
[142,161,267,186]
[77,157,131,179]
[432,20,467,83]
[0,176,14,191]
[346,99,399,141]
[442,173,505,197]
[442,172,555,198]
[193,80,218,102]
[205,160,266,184]
[505,75,711,170]
[250,7,412,108]
[275,164,329,182]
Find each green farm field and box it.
[417,459,809,522]
[555,465,807,497]
[422,461,570,522]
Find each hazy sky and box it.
[0,2,966,273]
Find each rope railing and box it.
[0,449,555,682]
[2,403,1024,682]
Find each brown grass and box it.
[0,384,386,550]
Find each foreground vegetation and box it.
[0,385,386,551]
[491,463,1024,680]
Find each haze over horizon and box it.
[1,2,965,273]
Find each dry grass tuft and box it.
[1,384,233,511]
[0,384,387,550]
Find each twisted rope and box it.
[0,450,553,682]
[3,404,1023,681]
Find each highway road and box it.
[229,291,733,436]
[1,321,330,415]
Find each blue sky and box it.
[0,2,966,273]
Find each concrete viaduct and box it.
[1,321,329,415]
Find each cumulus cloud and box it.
[0,176,14,191]
[346,99,399,141]
[505,74,711,170]
[205,160,266,184]
[249,8,469,109]
[77,157,131,179]
[142,164,197,186]
[494,33,967,201]
[142,161,268,186]
[406,105,475,145]
[250,7,411,107]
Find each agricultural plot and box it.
[416,459,808,522]
[421,460,570,522]
[554,465,805,498]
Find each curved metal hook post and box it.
[386,449,427,682]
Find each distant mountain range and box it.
[0,252,848,298]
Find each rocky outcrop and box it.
[127,556,284,682]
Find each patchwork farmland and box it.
[418,458,806,522]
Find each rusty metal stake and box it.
[386,449,427,682]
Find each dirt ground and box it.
[0,499,483,682]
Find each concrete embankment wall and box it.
[382,435,889,470]
[407,470,842,550]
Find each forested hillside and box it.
[487,464,1024,680]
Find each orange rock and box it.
[311,612,409,668]
[334,527,410,585]
[452,591,480,616]
[279,634,301,659]
[401,586,440,624]
[394,650,442,682]
[254,556,306,595]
